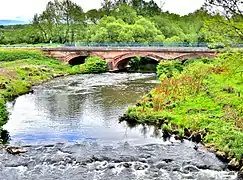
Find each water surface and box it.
[1,73,237,180]
[4,73,161,145]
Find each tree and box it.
[135,17,162,41]
[204,0,243,43]
[112,4,137,24]
[129,0,161,16]
[90,27,109,42]
[33,0,85,43]
[142,0,161,16]
[101,0,114,15]
[86,9,104,24]
[2,0,231,45]
[153,15,184,38]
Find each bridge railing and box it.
[0,43,65,48]
[0,42,243,48]
[64,42,210,48]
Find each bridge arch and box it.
[113,52,164,70]
[65,53,105,65]
[174,53,215,62]
[67,55,88,65]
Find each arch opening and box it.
[68,56,88,66]
[116,56,159,72]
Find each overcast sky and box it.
[0,0,205,21]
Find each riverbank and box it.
[0,49,107,130]
[121,51,243,171]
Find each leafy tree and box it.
[130,24,146,42]
[86,9,104,24]
[135,17,162,41]
[204,0,243,43]
[101,0,114,15]
[1,0,236,45]
[152,14,184,38]
[112,4,137,24]
[32,0,85,43]
[164,36,182,43]
[129,0,161,16]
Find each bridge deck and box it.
[41,47,216,53]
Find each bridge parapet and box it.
[42,46,216,52]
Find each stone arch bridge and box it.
[42,47,217,71]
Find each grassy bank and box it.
[0,49,107,130]
[121,51,243,169]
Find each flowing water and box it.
[0,73,237,180]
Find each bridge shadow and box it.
[116,56,159,72]
[68,56,88,66]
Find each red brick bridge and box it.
[42,47,217,71]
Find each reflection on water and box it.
[4,73,164,145]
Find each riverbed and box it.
[1,73,237,179]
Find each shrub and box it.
[0,98,8,127]
[183,58,214,66]
[219,52,243,83]
[82,56,108,73]
[156,61,183,78]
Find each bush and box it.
[219,52,243,83]
[0,98,8,127]
[156,61,183,78]
[82,56,108,73]
[183,58,214,66]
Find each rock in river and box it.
[6,147,26,155]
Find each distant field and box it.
[0,44,64,48]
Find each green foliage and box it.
[1,0,241,45]
[0,98,8,127]
[112,4,137,24]
[0,0,213,45]
[82,56,108,73]
[88,15,163,43]
[156,61,183,78]
[0,49,47,61]
[219,51,243,83]
[124,52,243,160]
[204,0,243,43]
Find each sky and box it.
[0,0,205,21]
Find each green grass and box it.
[123,51,243,161]
[0,49,48,62]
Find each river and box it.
[0,73,237,179]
